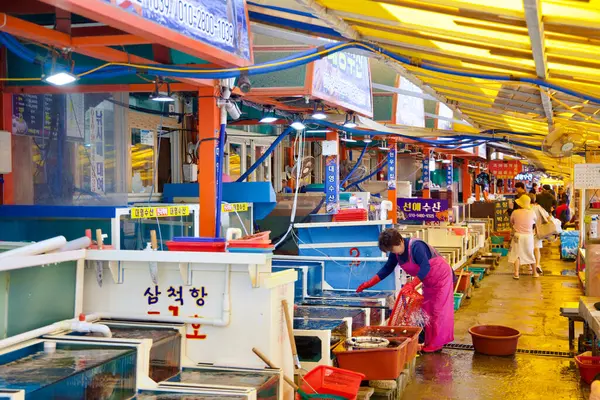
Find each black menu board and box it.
[12,94,65,137]
[494,200,510,231]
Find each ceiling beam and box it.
[523,0,553,127]
[0,13,211,87]
[293,0,482,130]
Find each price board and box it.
[221,203,249,213]
[130,205,190,219]
[494,201,510,231]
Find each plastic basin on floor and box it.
[454,293,464,311]
[353,326,422,363]
[456,272,473,292]
[333,338,409,381]
[469,325,521,356]
[575,355,600,384]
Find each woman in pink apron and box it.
[357,228,455,352]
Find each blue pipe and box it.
[214,123,227,238]
[237,126,295,182]
[341,143,368,186]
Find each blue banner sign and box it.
[325,155,339,213]
[312,51,373,117]
[103,0,251,61]
[387,144,396,190]
[397,198,449,222]
[446,159,453,191]
[421,150,431,190]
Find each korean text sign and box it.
[102,0,251,61]
[325,155,339,213]
[397,198,449,222]
[489,160,523,179]
[312,51,373,117]
[387,144,397,190]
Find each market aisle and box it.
[402,244,588,400]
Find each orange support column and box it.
[475,164,481,201]
[462,161,472,203]
[197,86,220,237]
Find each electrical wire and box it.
[2,31,600,105]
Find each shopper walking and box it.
[529,193,549,276]
[356,228,454,353]
[509,195,538,279]
[530,183,538,194]
[536,185,557,215]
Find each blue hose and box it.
[214,123,227,238]
[341,143,368,186]
[236,126,295,182]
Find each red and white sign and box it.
[489,160,523,179]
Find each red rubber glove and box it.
[356,275,381,293]
[399,277,421,295]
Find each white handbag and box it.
[536,211,560,238]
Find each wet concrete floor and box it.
[402,244,589,400]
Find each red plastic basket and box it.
[389,288,425,327]
[333,209,368,222]
[165,241,226,252]
[575,355,600,384]
[297,365,364,400]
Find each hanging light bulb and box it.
[290,116,306,130]
[363,135,372,143]
[379,140,389,151]
[311,102,327,120]
[340,133,356,143]
[150,81,174,102]
[343,113,357,129]
[259,108,277,123]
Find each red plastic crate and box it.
[297,365,364,400]
[354,326,422,362]
[575,355,600,384]
[228,231,271,244]
[226,242,274,248]
[333,209,368,222]
[333,338,409,381]
[165,241,226,252]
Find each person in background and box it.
[356,228,454,353]
[556,199,570,228]
[529,193,548,276]
[509,195,538,279]
[281,179,292,194]
[537,185,557,215]
[558,186,569,205]
[530,183,538,194]
[508,182,528,216]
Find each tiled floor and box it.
[402,244,590,400]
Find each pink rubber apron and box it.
[399,239,455,352]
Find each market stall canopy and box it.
[248,0,600,171]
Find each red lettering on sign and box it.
[349,247,361,266]
[168,305,179,316]
[186,314,207,340]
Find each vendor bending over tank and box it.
[356,228,455,353]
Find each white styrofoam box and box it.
[396,181,412,198]
[0,131,11,174]
[81,252,296,400]
[183,164,198,182]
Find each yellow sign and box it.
[585,216,592,224]
[221,203,249,213]
[130,206,190,219]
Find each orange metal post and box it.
[475,164,481,201]
[462,161,472,203]
[197,86,220,237]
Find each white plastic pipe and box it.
[0,236,67,260]
[55,237,92,252]
[0,313,101,351]
[68,321,112,338]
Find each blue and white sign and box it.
[421,150,432,190]
[446,158,453,191]
[325,155,339,213]
[103,0,251,61]
[387,143,397,190]
[312,51,373,117]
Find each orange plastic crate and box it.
[333,338,409,381]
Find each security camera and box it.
[237,75,252,93]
